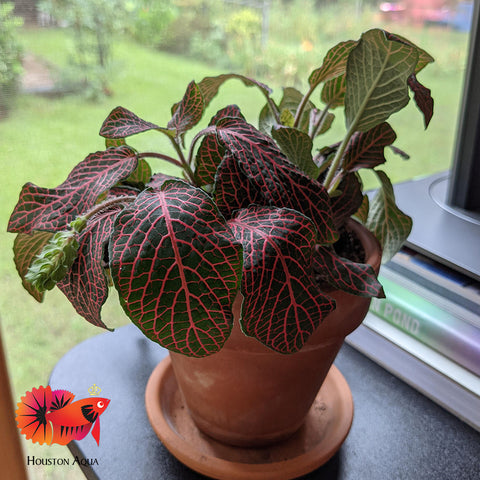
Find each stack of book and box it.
[346,247,480,431]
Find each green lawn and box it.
[0,22,469,478]
[0,28,271,479]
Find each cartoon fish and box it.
[16,385,110,446]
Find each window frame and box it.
[448,0,480,211]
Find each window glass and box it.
[0,1,473,475]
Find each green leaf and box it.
[25,229,80,293]
[271,126,319,179]
[321,73,346,108]
[365,170,412,263]
[125,158,152,185]
[384,31,434,74]
[353,194,370,224]
[105,138,126,148]
[309,108,335,138]
[259,87,314,134]
[345,29,419,133]
[109,181,243,357]
[13,231,52,302]
[309,40,357,87]
[280,87,315,132]
[279,108,295,127]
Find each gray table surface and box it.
[49,324,480,480]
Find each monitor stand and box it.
[392,171,480,282]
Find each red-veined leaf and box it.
[167,81,204,139]
[229,206,335,353]
[408,74,434,128]
[13,231,52,302]
[330,173,363,228]
[198,73,272,109]
[109,181,243,357]
[215,118,338,244]
[8,146,138,234]
[99,106,165,139]
[195,134,226,186]
[314,245,384,297]
[102,185,141,201]
[146,172,180,190]
[343,122,397,172]
[58,206,123,329]
[194,105,244,186]
[210,104,245,124]
[214,152,264,217]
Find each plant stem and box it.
[138,152,183,168]
[293,84,316,129]
[168,136,196,184]
[265,95,281,124]
[322,122,356,193]
[309,105,330,140]
[187,126,217,168]
[82,195,137,223]
[324,50,393,193]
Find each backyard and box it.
[0,1,471,477]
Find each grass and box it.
[1,27,269,480]
[0,14,470,478]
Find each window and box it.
[1,2,478,459]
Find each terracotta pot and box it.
[169,220,381,447]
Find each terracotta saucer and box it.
[145,356,353,480]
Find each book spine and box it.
[369,276,480,376]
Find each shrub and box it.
[224,8,262,75]
[126,0,178,48]
[38,0,130,99]
[0,3,23,118]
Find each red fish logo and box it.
[16,385,110,446]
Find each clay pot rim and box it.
[345,218,382,272]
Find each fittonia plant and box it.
[8,29,433,357]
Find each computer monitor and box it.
[393,1,480,283]
[449,0,480,212]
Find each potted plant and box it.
[8,28,433,477]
